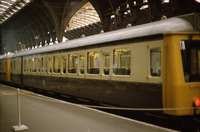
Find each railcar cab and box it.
[0,58,7,82]
[0,53,13,82]
[163,33,200,116]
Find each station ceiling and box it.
[0,0,200,54]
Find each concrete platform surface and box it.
[0,84,175,132]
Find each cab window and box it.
[113,48,131,75]
[180,40,200,82]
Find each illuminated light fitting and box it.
[0,8,5,11]
[0,4,9,8]
[12,9,17,12]
[195,98,200,107]
[24,0,31,3]
[1,1,13,5]
[163,0,170,3]
[140,5,149,10]
[195,0,200,3]
[19,3,25,7]
[6,14,10,17]
[15,6,21,10]
[110,15,115,19]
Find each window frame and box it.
[113,47,131,76]
[103,52,110,75]
[150,48,161,77]
[53,55,61,74]
[68,53,79,74]
[87,51,101,75]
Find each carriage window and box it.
[1,61,4,72]
[4,61,6,72]
[68,54,78,73]
[24,58,28,72]
[13,61,16,71]
[0,62,1,71]
[0,62,3,71]
[23,59,26,72]
[62,56,66,73]
[28,59,31,72]
[53,56,60,73]
[49,57,53,73]
[26,58,28,72]
[80,55,85,74]
[32,58,37,72]
[41,57,47,73]
[45,57,47,73]
[37,59,41,72]
[113,48,131,75]
[88,52,100,74]
[150,48,161,77]
[103,52,110,75]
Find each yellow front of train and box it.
[163,32,200,116]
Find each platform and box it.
[0,84,175,132]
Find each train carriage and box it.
[0,13,200,116]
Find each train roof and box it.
[0,53,14,59]
[11,13,199,58]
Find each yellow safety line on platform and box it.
[0,90,33,96]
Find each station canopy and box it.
[67,2,100,31]
[0,0,31,24]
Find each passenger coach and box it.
[0,13,200,116]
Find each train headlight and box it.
[194,98,200,107]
